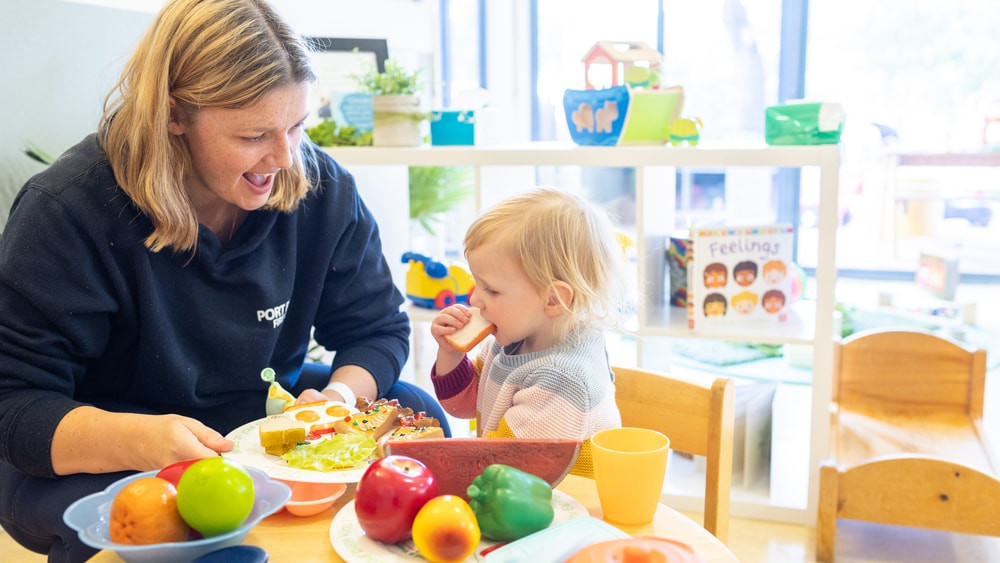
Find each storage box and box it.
[430,110,473,145]
[562,85,685,146]
[765,102,844,145]
[430,109,499,146]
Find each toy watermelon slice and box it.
[384,438,581,500]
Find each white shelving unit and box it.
[326,141,841,526]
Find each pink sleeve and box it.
[431,357,479,419]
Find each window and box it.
[440,0,483,107]
[446,0,1000,279]
[803,0,1000,278]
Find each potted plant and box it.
[354,59,427,147]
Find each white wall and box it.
[0,0,150,157]
[1,0,436,160]
[0,0,436,235]
[0,0,434,336]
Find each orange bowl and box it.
[277,481,347,517]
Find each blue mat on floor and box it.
[672,340,784,367]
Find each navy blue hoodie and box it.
[0,135,408,477]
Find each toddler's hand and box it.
[430,305,475,375]
[430,304,473,349]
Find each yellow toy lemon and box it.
[412,495,480,563]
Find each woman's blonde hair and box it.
[98,0,317,253]
[464,187,630,337]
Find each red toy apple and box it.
[354,455,438,544]
[155,458,201,487]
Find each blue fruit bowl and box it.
[64,466,290,563]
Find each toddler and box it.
[430,187,629,477]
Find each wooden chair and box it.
[612,365,735,543]
[816,328,999,562]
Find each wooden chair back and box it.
[834,328,988,417]
[612,365,735,543]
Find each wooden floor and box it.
[702,508,1000,562]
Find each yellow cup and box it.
[590,427,670,526]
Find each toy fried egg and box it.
[282,401,358,438]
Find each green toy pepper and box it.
[466,463,555,541]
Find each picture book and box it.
[687,224,794,329]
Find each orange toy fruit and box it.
[109,476,190,545]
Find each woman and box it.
[0,1,444,560]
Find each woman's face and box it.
[168,82,310,218]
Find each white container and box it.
[372,95,423,147]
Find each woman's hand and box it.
[51,407,233,475]
[294,365,377,408]
[141,414,234,468]
[295,387,330,404]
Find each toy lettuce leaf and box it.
[281,432,376,471]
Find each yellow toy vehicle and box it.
[401,252,475,309]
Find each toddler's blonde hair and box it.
[464,187,629,339]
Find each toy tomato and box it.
[354,455,437,544]
[412,495,480,563]
[176,457,255,537]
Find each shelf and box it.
[326,141,840,168]
[659,382,812,524]
[893,151,1000,167]
[414,300,819,347]
[639,300,818,346]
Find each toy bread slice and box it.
[445,308,495,353]
[259,415,306,456]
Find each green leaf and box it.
[24,142,56,165]
[408,166,473,236]
[353,59,422,96]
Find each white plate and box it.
[329,490,589,562]
[223,418,372,483]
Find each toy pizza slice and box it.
[376,425,446,457]
[333,398,399,439]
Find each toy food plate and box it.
[329,490,588,562]
[565,537,705,563]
